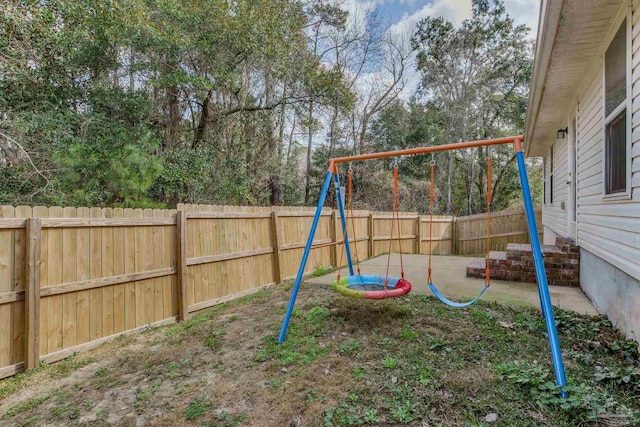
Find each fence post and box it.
[452,217,458,255]
[330,210,337,266]
[176,210,189,321]
[451,216,460,255]
[270,211,282,283]
[415,216,421,254]
[24,218,41,370]
[368,213,374,258]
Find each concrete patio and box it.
[307,254,598,315]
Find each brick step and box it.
[466,255,537,283]
[481,248,579,269]
[506,243,575,261]
[466,239,580,287]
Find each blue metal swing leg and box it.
[334,173,354,276]
[516,150,568,397]
[278,171,334,343]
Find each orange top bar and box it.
[328,135,523,171]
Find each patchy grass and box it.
[0,353,97,400]
[0,283,639,426]
[184,396,212,420]
[309,266,337,278]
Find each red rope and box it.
[384,166,404,289]
[337,174,345,282]
[485,158,492,286]
[337,170,362,281]
[384,208,394,290]
[427,161,434,283]
[395,167,405,280]
[347,171,361,275]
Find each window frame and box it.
[601,11,632,201]
[546,144,554,204]
[569,116,577,223]
[543,161,547,205]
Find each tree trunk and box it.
[166,86,180,149]
[113,46,119,88]
[270,173,283,205]
[476,147,486,211]
[328,104,339,159]
[265,73,282,206]
[286,114,296,163]
[304,99,314,205]
[129,48,135,91]
[278,86,287,161]
[0,131,28,166]
[490,154,517,207]
[193,90,212,148]
[358,115,369,155]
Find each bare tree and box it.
[302,0,348,204]
[351,28,414,154]
[326,6,382,158]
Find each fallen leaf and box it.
[499,321,513,329]
[485,413,498,423]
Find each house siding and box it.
[542,137,569,241]
[538,0,640,341]
[577,18,640,283]
[543,2,640,285]
[634,2,640,195]
[542,6,640,286]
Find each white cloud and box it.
[504,0,540,37]
[338,0,540,101]
[383,0,539,99]
[386,0,539,38]
[385,1,467,36]
[381,0,474,99]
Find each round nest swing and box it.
[332,275,412,299]
[331,165,412,300]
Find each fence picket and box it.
[62,206,77,349]
[24,218,41,369]
[0,203,541,379]
[112,208,125,334]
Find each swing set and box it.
[278,135,568,396]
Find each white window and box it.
[603,17,631,197]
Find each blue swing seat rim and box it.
[428,282,489,308]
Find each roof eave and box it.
[524,0,565,157]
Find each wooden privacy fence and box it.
[0,203,538,379]
[454,207,542,255]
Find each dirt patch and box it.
[1,284,639,426]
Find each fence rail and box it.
[0,203,540,379]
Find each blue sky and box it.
[354,0,540,36]
[341,0,540,99]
